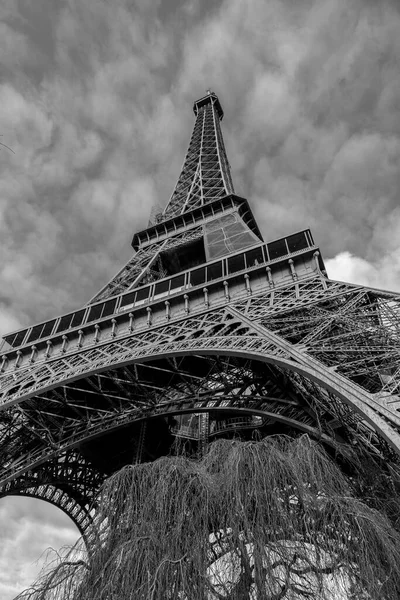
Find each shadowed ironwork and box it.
[1,93,400,547]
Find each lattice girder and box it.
[2,92,400,541]
[0,450,104,535]
[2,282,400,510]
[0,226,320,363]
[88,226,205,304]
[162,92,234,220]
[0,348,386,494]
[2,277,400,534]
[1,279,400,408]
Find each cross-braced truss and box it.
[162,92,234,220]
[2,274,400,533]
[89,226,204,304]
[1,92,400,539]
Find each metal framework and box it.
[1,92,400,539]
[163,91,234,220]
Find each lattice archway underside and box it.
[3,292,400,534]
[2,345,399,500]
[5,486,91,536]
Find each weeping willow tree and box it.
[16,436,400,599]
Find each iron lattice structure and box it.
[1,91,400,538]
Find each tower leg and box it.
[199,412,210,456]
[134,420,147,464]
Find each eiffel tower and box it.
[1,90,400,540]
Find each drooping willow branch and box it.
[0,135,15,154]
[16,436,400,599]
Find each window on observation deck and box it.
[286,232,309,253]
[135,287,150,304]
[40,319,57,338]
[190,267,206,287]
[27,319,57,343]
[154,279,170,298]
[2,329,28,349]
[228,253,245,274]
[245,247,264,269]
[119,287,151,309]
[120,291,136,308]
[56,309,86,334]
[267,239,288,260]
[207,261,223,281]
[27,324,45,343]
[169,274,185,291]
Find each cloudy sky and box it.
[1,0,400,596]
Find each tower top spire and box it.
[193,90,224,120]
[162,90,232,220]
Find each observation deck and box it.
[0,228,324,361]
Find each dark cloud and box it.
[2,0,400,595]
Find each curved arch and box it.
[148,405,335,444]
[3,397,337,542]
[2,483,92,537]
[0,394,340,488]
[1,340,399,491]
[5,342,399,452]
